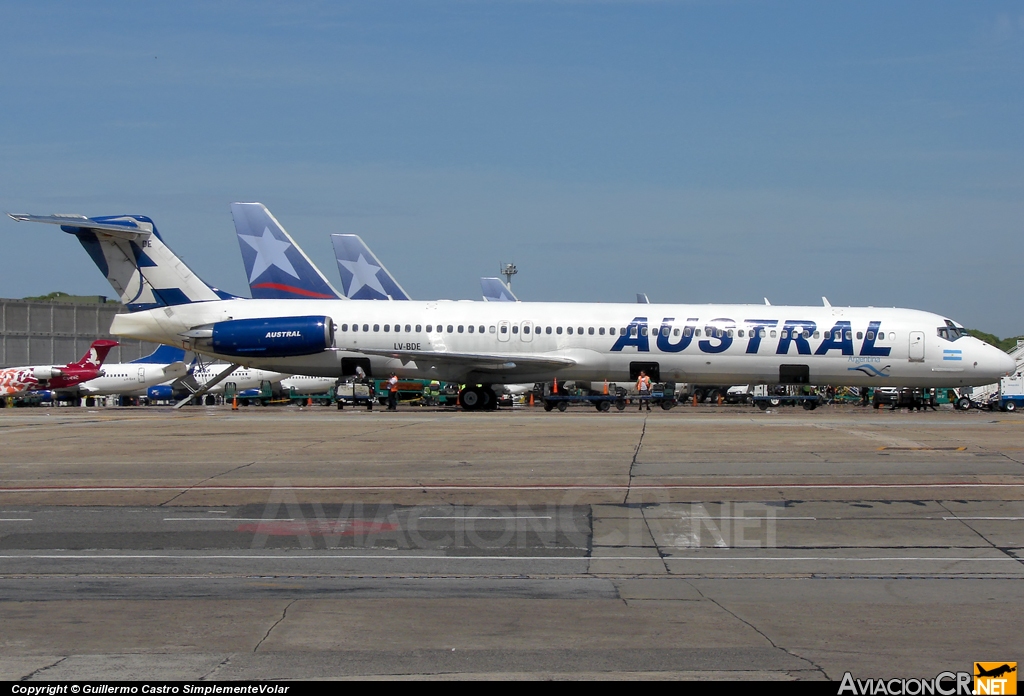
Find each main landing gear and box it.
[459,385,499,411]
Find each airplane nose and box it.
[979,345,1017,379]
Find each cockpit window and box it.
[937,320,966,342]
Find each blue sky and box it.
[2,1,1023,335]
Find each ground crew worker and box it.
[637,371,651,411]
[387,373,399,411]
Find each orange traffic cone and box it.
[529,392,534,407]
[553,377,558,394]
[232,396,238,411]
[603,379,609,395]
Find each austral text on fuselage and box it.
[610,316,890,356]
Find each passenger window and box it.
[599,327,605,336]
[341,324,348,331]
[781,330,788,339]
[458,325,464,333]
[823,331,830,340]
[512,325,519,334]
[373,325,379,332]
[866,331,874,340]
[727,329,734,338]
[588,327,595,335]
[629,326,636,338]
[684,328,692,337]
[500,325,507,334]
[489,326,496,333]
[856,331,863,340]
[557,327,563,335]
[845,331,852,340]
[674,328,680,337]
[416,325,422,332]
[523,325,530,334]
[363,324,369,332]
[889,332,895,341]
[758,329,766,338]
[468,325,474,333]
[769,330,776,338]
[813,331,819,339]
[384,325,390,332]
[480,326,485,333]
[447,325,454,333]
[405,325,412,332]
[547,327,553,334]
[567,327,574,335]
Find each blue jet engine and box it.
[208,316,335,358]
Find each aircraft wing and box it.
[348,347,576,372]
[8,213,153,240]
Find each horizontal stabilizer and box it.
[8,213,152,240]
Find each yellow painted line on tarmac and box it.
[877,446,967,451]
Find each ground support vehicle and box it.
[334,382,376,410]
[751,385,822,411]
[870,387,937,411]
[541,381,677,412]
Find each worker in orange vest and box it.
[636,371,652,411]
[387,373,399,411]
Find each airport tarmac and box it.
[1,405,1022,680]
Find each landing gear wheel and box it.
[460,387,481,411]
[556,401,568,412]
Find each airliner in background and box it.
[233,201,515,304]
[72,345,189,398]
[11,211,1015,411]
[1,340,119,397]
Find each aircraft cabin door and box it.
[908,331,925,362]
[138,367,145,383]
[497,320,510,342]
[521,320,533,342]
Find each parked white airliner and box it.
[12,212,1015,410]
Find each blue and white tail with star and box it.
[231,202,343,300]
[330,234,411,301]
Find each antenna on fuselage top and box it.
[764,297,771,306]
[822,297,831,307]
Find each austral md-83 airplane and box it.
[10,212,1016,410]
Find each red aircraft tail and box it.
[71,340,119,369]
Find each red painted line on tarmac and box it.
[1,482,1023,493]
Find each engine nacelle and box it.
[209,316,334,358]
[147,385,175,400]
[32,366,63,380]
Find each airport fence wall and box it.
[0,298,159,367]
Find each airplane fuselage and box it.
[110,299,1015,388]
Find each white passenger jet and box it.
[11,212,1016,411]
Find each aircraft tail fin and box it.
[73,339,119,369]
[231,203,344,300]
[331,234,411,300]
[129,345,187,364]
[480,277,518,302]
[8,213,234,312]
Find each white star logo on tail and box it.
[239,227,299,282]
[339,254,388,297]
